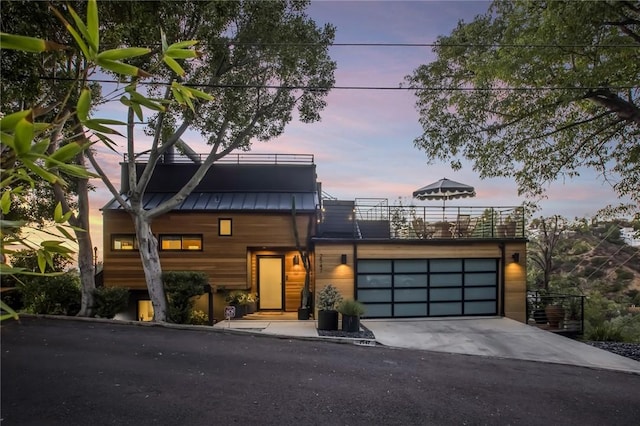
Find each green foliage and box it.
[337,299,365,317]
[225,290,249,305]
[187,309,209,325]
[19,273,81,316]
[163,271,207,324]
[93,287,129,319]
[405,0,640,211]
[317,284,342,311]
[585,321,625,342]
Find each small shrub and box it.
[93,287,129,319]
[188,309,209,325]
[163,271,208,324]
[20,273,81,316]
[317,284,342,311]
[586,321,625,342]
[337,299,365,316]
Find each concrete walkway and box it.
[213,316,640,374]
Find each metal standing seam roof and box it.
[101,192,318,212]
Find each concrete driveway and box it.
[362,317,640,374]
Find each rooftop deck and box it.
[123,152,315,165]
[318,199,526,240]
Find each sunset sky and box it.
[87,0,622,261]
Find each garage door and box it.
[356,258,498,318]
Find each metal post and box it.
[93,246,98,272]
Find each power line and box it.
[31,76,640,92]
[104,41,640,49]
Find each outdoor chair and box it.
[454,214,471,237]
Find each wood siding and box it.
[103,211,314,299]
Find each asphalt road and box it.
[2,317,639,426]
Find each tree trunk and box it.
[74,153,96,317]
[134,215,168,322]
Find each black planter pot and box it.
[533,309,548,324]
[297,307,310,320]
[232,304,247,318]
[317,310,339,331]
[341,314,360,332]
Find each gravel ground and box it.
[317,324,375,339]
[586,341,640,362]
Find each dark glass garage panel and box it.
[430,302,462,316]
[358,260,392,273]
[464,301,496,314]
[394,288,427,302]
[394,274,427,287]
[357,274,392,288]
[465,259,497,271]
[394,259,428,273]
[430,274,462,287]
[430,259,462,273]
[430,288,462,301]
[464,287,496,300]
[358,289,392,303]
[394,303,427,317]
[364,304,392,317]
[465,272,497,286]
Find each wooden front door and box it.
[258,256,284,310]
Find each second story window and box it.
[219,218,232,236]
[160,235,203,251]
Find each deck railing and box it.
[526,291,585,336]
[123,152,315,164]
[343,202,526,240]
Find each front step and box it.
[242,312,299,321]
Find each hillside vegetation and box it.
[528,220,640,342]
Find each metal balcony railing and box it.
[319,200,526,240]
[526,291,585,336]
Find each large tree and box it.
[89,1,336,321]
[3,1,335,322]
[406,1,639,213]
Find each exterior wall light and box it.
[293,255,300,266]
[341,254,347,265]
[512,252,520,263]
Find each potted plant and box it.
[316,284,342,331]
[246,293,258,314]
[337,299,365,332]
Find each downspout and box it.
[352,242,358,300]
[499,242,506,317]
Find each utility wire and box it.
[30,76,640,92]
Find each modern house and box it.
[101,153,527,323]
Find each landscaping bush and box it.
[20,272,81,316]
[163,271,208,324]
[187,309,209,325]
[93,287,129,319]
[585,321,625,342]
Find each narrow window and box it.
[112,235,137,251]
[219,218,232,236]
[159,235,202,251]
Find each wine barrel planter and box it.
[545,305,565,328]
[317,310,339,331]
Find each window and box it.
[219,218,232,236]
[160,234,203,251]
[112,235,137,251]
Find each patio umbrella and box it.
[413,178,476,220]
